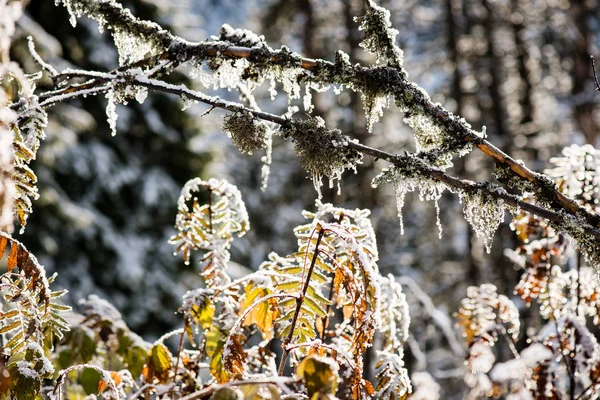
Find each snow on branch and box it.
[42,0,600,269]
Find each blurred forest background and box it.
[10,0,600,397]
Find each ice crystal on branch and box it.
[222,111,269,155]
[280,117,362,197]
[372,165,446,237]
[54,0,169,64]
[219,24,268,49]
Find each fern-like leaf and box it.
[169,178,249,287]
[12,96,47,231]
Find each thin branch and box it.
[50,0,600,231]
[27,37,57,76]
[592,55,600,92]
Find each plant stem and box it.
[278,227,325,376]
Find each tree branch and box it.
[35,71,600,246]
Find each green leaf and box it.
[80,368,102,395]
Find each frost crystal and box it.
[362,91,390,133]
[112,29,156,65]
[459,189,505,253]
[260,129,273,192]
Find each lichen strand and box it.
[459,186,506,253]
[280,117,363,197]
[222,111,269,155]
[355,0,404,68]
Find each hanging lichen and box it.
[458,188,505,253]
[280,117,363,197]
[222,111,269,155]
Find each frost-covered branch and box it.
[36,69,600,249]
[45,1,600,230]
[37,0,600,266]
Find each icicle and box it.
[260,129,273,192]
[105,90,118,137]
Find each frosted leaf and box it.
[379,275,410,352]
[169,178,249,287]
[459,190,505,253]
[468,341,496,373]
[545,144,600,210]
[374,351,412,399]
[105,90,118,137]
[411,372,440,400]
[456,284,520,345]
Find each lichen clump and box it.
[355,0,403,67]
[222,111,269,155]
[280,117,363,196]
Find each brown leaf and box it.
[0,236,8,259]
[6,243,18,272]
[223,334,246,376]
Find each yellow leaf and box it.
[241,284,279,340]
[144,343,173,383]
[190,297,215,330]
[296,355,339,399]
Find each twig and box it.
[27,36,57,76]
[592,55,600,92]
